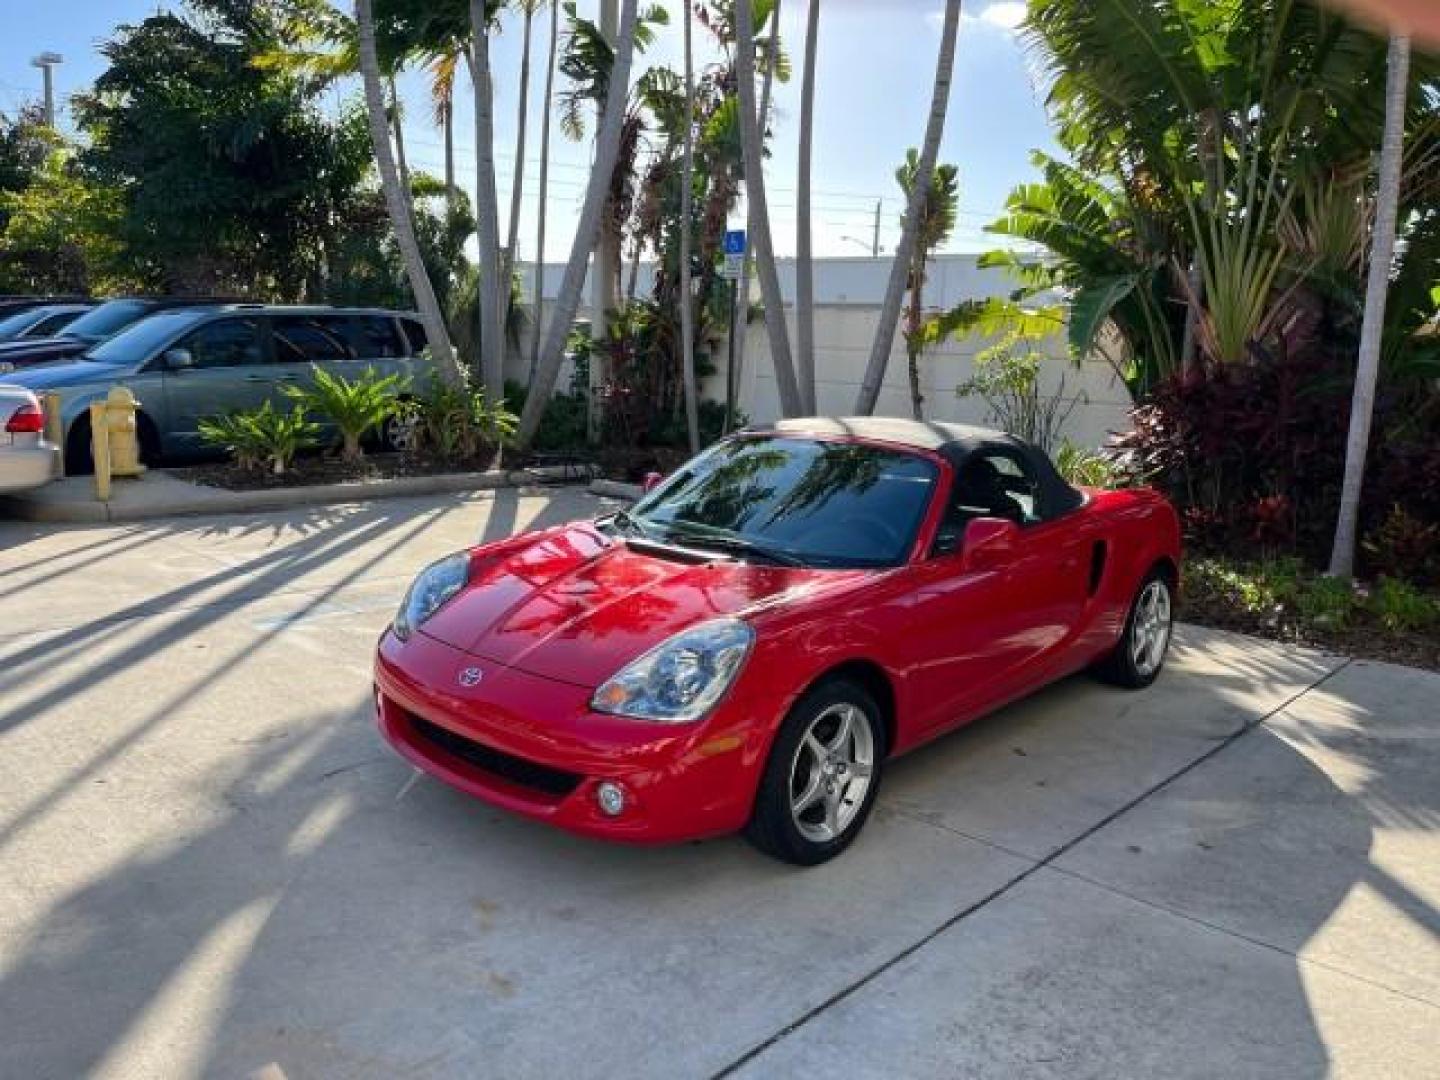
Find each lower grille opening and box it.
[405,711,583,798]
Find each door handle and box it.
[243,374,268,383]
[275,374,299,382]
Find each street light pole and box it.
[871,199,881,258]
[31,52,63,128]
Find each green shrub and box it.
[198,401,318,476]
[400,373,518,462]
[1185,558,1276,615]
[284,366,404,464]
[1371,577,1440,633]
[1364,506,1440,587]
[1295,574,1358,628]
[1056,442,1121,489]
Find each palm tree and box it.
[795,0,820,415]
[1330,31,1413,579]
[678,0,700,454]
[504,0,542,363]
[470,0,505,395]
[896,150,959,419]
[517,0,641,449]
[530,0,560,388]
[854,0,960,415]
[737,0,802,417]
[356,0,461,386]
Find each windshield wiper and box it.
[610,507,658,539]
[660,528,806,568]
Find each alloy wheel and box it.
[788,702,875,843]
[1131,578,1173,678]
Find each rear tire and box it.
[64,417,93,476]
[1095,569,1174,689]
[746,678,886,866]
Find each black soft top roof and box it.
[757,416,1086,518]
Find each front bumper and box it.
[374,628,769,843]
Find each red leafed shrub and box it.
[1112,350,1440,573]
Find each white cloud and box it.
[949,1,1027,32]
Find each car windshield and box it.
[85,309,211,366]
[62,300,155,343]
[629,435,939,569]
[0,307,58,339]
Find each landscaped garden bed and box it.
[172,449,502,491]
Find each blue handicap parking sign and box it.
[724,229,747,255]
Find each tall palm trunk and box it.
[517,0,641,449]
[503,4,537,375]
[731,0,785,421]
[795,0,820,414]
[1329,32,1411,579]
[906,243,925,419]
[388,76,413,200]
[737,0,802,417]
[530,0,560,389]
[355,0,460,387]
[471,0,505,395]
[678,0,699,453]
[854,0,961,414]
[443,89,456,214]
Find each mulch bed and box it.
[173,450,501,491]
[1182,590,1440,673]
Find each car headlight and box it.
[393,552,470,641]
[591,618,755,723]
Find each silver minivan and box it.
[7,305,435,472]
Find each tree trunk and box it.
[1329,32,1411,580]
[907,247,925,419]
[731,0,785,423]
[854,0,961,414]
[502,5,536,381]
[355,0,460,387]
[679,0,700,454]
[590,0,621,444]
[795,0,820,415]
[471,0,506,396]
[737,0,802,417]
[388,77,413,201]
[517,0,641,450]
[443,86,456,214]
[531,0,560,389]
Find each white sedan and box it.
[0,385,59,494]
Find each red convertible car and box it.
[375,418,1181,864]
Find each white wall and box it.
[516,254,1133,449]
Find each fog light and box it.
[596,781,626,817]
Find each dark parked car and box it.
[0,295,89,318]
[0,297,234,374]
[0,303,94,343]
[7,304,436,472]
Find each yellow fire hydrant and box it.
[89,386,146,501]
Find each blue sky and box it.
[0,0,1059,260]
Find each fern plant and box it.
[199,402,319,476]
[284,365,404,463]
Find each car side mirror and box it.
[642,471,664,493]
[962,517,1019,571]
[163,348,195,371]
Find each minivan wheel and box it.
[746,678,885,866]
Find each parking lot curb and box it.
[587,478,643,501]
[0,465,593,524]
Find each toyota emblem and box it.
[457,666,484,688]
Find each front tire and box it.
[1095,569,1174,689]
[746,678,886,866]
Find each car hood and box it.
[2,360,118,390]
[418,522,863,688]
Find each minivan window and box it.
[400,317,427,355]
[180,318,264,369]
[274,315,353,364]
[351,316,405,358]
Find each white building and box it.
[517,253,1133,449]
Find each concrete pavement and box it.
[1,488,1436,1079]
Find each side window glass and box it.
[946,452,1042,531]
[400,318,428,355]
[179,318,262,369]
[273,316,353,364]
[350,316,405,359]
